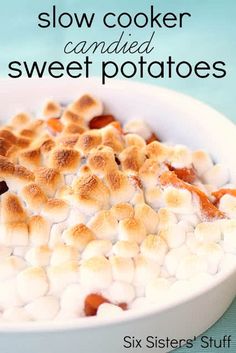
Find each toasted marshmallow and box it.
[48,148,81,173]
[7,165,35,193]
[145,278,171,303]
[0,156,15,179]
[72,174,110,214]
[11,112,31,128]
[75,130,102,156]
[43,100,61,118]
[106,281,135,304]
[28,215,50,246]
[0,256,26,281]
[119,217,146,244]
[61,109,85,125]
[0,279,23,309]
[195,242,224,274]
[21,183,48,212]
[50,244,78,266]
[0,245,12,259]
[159,222,186,248]
[18,148,42,170]
[145,187,164,209]
[112,241,139,258]
[176,254,208,280]
[35,167,63,197]
[87,210,118,241]
[135,203,159,234]
[42,198,69,223]
[125,133,146,149]
[58,134,80,150]
[192,150,213,176]
[133,256,160,286]
[60,284,87,317]
[139,159,162,188]
[123,119,152,140]
[194,221,221,244]
[69,94,103,122]
[168,145,192,168]
[145,141,170,163]
[101,123,124,153]
[82,240,112,260]
[110,256,134,283]
[105,170,135,205]
[97,303,123,318]
[17,267,49,302]
[48,221,67,248]
[164,245,191,276]
[48,261,79,294]
[25,296,59,321]
[111,203,134,221]
[1,193,26,223]
[219,194,236,219]
[62,224,95,251]
[87,146,117,177]
[222,219,236,254]
[25,246,51,267]
[202,164,229,188]
[0,222,28,247]
[140,235,168,265]
[163,187,193,214]
[3,307,31,322]
[80,256,112,290]
[119,146,145,173]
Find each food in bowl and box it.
[0,93,235,323]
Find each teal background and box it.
[0,0,235,352]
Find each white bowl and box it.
[0,78,236,353]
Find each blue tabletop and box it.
[0,1,235,352]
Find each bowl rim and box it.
[0,77,235,332]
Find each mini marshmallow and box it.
[28,215,50,246]
[123,119,152,140]
[101,123,124,153]
[140,235,168,265]
[48,148,81,174]
[194,242,224,274]
[17,267,49,302]
[47,261,79,294]
[0,245,12,259]
[119,217,146,244]
[106,281,135,304]
[119,146,146,173]
[80,256,112,291]
[0,256,26,281]
[192,150,213,176]
[159,222,186,248]
[61,109,85,126]
[0,222,28,247]
[60,284,87,317]
[25,246,51,267]
[62,224,95,251]
[25,296,59,321]
[133,256,160,286]
[176,254,208,280]
[219,194,236,219]
[43,100,61,118]
[164,245,191,276]
[145,141,170,163]
[19,148,42,170]
[131,297,153,311]
[112,241,139,258]
[124,133,146,149]
[222,220,236,254]
[202,164,229,188]
[41,198,69,223]
[186,232,200,253]
[69,94,103,122]
[48,221,67,248]
[11,112,31,128]
[82,240,112,260]
[1,193,27,223]
[87,146,117,177]
[13,247,29,258]
[65,207,86,226]
[97,303,123,318]
[50,244,78,266]
[189,273,213,291]
[139,159,162,189]
[169,280,192,299]
[75,130,102,156]
[3,307,31,322]
[163,186,193,214]
[145,278,171,304]
[135,203,159,234]
[0,279,23,309]
[6,165,35,193]
[111,203,134,221]
[87,210,118,241]
[194,221,221,243]
[145,187,164,209]
[168,145,192,168]
[158,208,178,230]
[110,256,134,283]
[35,167,63,197]
[178,213,200,228]
[105,170,135,205]
[21,182,48,212]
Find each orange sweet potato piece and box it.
[84,293,110,316]
[146,132,159,144]
[160,171,225,221]
[89,115,116,129]
[47,118,64,133]
[212,189,236,204]
[167,164,196,183]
